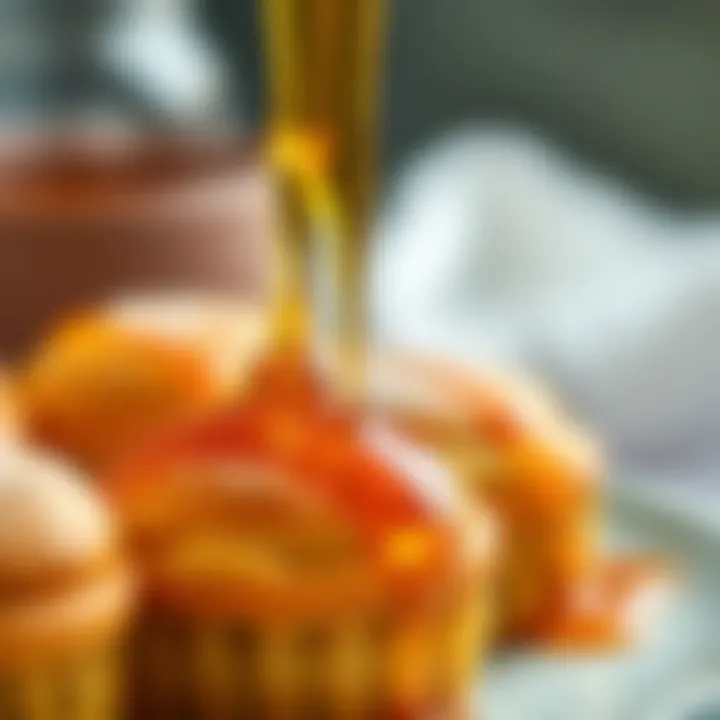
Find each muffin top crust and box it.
[22,295,270,468]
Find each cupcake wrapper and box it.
[131,583,489,719]
[0,646,121,720]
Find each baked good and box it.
[372,354,601,643]
[0,447,133,718]
[105,387,496,718]
[22,295,269,470]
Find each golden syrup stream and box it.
[263,0,387,397]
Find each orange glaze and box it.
[525,557,674,653]
[105,371,474,619]
[513,557,674,652]
[241,349,332,411]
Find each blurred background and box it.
[4,0,720,503]
[6,1,720,198]
[5,0,720,499]
[3,2,720,717]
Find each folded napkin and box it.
[373,128,720,479]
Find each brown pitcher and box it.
[0,134,273,358]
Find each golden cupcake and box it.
[0,447,133,719]
[373,354,601,644]
[22,295,269,470]
[105,388,496,718]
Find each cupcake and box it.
[372,354,600,643]
[22,295,269,470]
[105,391,496,718]
[0,447,133,719]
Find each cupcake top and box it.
[372,354,601,507]
[108,293,270,391]
[106,392,495,621]
[0,446,132,667]
[0,449,113,582]
[23,294,270,467]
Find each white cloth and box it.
[373,128,720,479]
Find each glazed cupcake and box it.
[373,354,600,643]
[106,391,496,718]
[0,447,133,719]
[22,295,269,470]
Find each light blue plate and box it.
[477,484,720,720]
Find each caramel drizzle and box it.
[107,401,462,616]
[262,0,387,398]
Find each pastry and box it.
[373,354,600,642]
[22,295,269,470]
[0,447,133,718]
[105,388,496,718]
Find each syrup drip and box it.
[522,557,674,652]
[262,0,386,397]
[107,397,463,618]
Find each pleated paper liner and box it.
[0,644,123,720]
[129,581,489,719]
